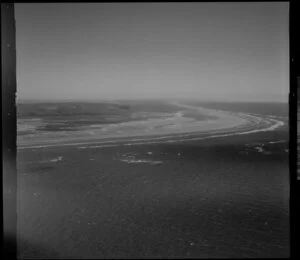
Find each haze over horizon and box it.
[15,2,289,103]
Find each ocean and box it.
[17,102,289,258]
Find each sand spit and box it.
[17,103,285,150]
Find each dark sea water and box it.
[17,102,289,258]
[190,101,289,118]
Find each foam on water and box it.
[50,156,63,162]
[120,158,163,165]
[268,140,287,144]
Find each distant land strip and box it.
[17,108,285,150]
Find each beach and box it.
[17,102,284,149]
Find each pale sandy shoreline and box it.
[17,104,284,149]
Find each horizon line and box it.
[16,97,289,104]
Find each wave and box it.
[76,118,284,149]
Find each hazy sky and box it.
[15,2,289,102]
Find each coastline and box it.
[17,104,285,149]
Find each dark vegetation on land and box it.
[17,101,217,133]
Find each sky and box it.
[15,2,289,102]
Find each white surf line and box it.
[17,106,283,150]
[19,118,282,150]
[76,118,285,149]
[17,139,122,149]
[17,115,249,150]
[17,116,277,150]
[17,116,272,150]
[17,121,254,150]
